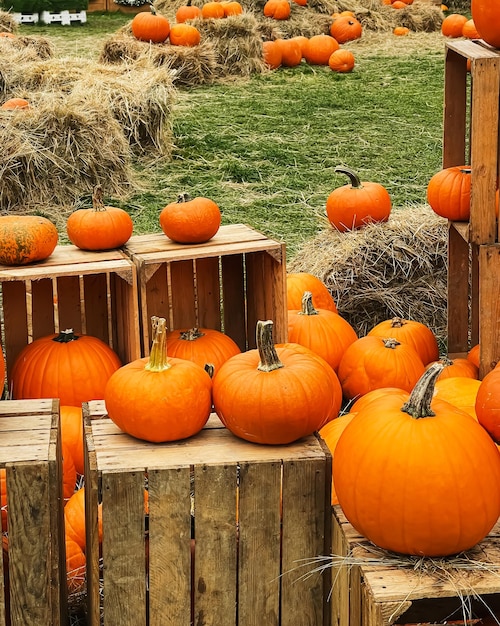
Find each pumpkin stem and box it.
[204,363,215,378]
[177,193,191,204]
[145,316,171,372]
[390,317,405,328]
[382,338,400,349]
[180,328,205,341]
[92,185,107,212]
[437,356,453,367]
[52,329,79,343]
[401,362,444,419]
[334,166,363,189]
[299,291,319,316]
[256,320,284,373]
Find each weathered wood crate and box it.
[83,401,332,626]
[123,224,287,355]
[331,505,500,626]
[0,246,141,384]
[443,40,500,377]
[0,399,67,626]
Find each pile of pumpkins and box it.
[441,0,500,47]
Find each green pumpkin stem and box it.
[92,185,107,212]
[401,362,445,419]
[256,320,284,373]
[180,328,205,341]
[145,316,171,372]
[334,166,363,189]
[299,291,319,316]
[52,329,79,343]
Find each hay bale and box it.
[330,0,443,31]
[1,57,90,94]
[0,92,135,217]
[0,33,53,59]
[0,9,17,34]
[287,206,448,342]
[261,5,333,39]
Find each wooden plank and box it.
[447,224,470,355]
[82,273,108,341]
[109,269,141,363]
[330,507,350,626]
[479,245,500,375]
[1,281,28,378]
[193,463,237,625]
[443,46,468,168]
[194,256,222,331]
[148,467,192,626]
[31,278,57,339]
[170,260,197,330]
[220,254,247,351]
[140,263,169,355]
[237,460,281,625]
[0,258,133,280]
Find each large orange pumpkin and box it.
[213,320,340,444]
[10,329,122,406]
[166,327,241,375]
[428,356,479,381]
[367,317,439,365]
[286,272,337,312]
[326,167,392,232]
[104,316,212,443]
[275,38,302,66]
[0,215,58,266]
[329,15,362,43]
[434,376,481,420]
[318,412,356,505]
[471,0,500,48]
[302,34,339,65]
[334,363,500,556]
[159,193,221,244]
[263,0,291,20]
[441,12,468,37]
[131,6,170,42]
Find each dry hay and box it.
[0,91,135,219]
[99,34,218,88]
[0,33,53,59]
[261,5,333,39]
[0,10,17,34]
[287,205,448,342]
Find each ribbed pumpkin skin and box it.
[367,317,439,365]
[0,216,58,266]
[333,389,500,556]
[434,377,481,420]
[319,412,355,504]
[10,332,122,406]
[104,356,212,442]
[471,0,500,48]
[131,9,170,42]
[160,195,221,244]
[303,34,339,65]
[169,23,201,46]
[166,327,241,374]
[61,406,85,476]
[286,272,337,312]
[427,166,471,221]
[66,206,133,251]
[475,365,500,443]
[329,16,362,43]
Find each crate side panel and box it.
[194,256,222,331]
[170,260,197,330]
[447,225,471,355]
[31,278,58,339]
[330,507,350,626]
[101,470,147,626]
[56,275,82,335]
[82,273,109,341]
[141,263,169,355]
[238,460,281,625]
[1,282,29,378]
[220,254,247,351]
[479,245,500,373]
[109,270,141,363]
[193,463,237,626]
[148,466,192,626]
[443,47,468,168]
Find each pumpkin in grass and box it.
[475,363,500,443]
[329,15,362,43]
[10,329,122,406]
[318,412,356,505]
[427,356,479,381]
[286,272,337,312]
[441,13,468,37]
[131,5,170,42]
[160,193,221,244]
[263,0,291,20]
[471,0,500,48]
[275,38,302,66]
[169,22,201,46]
[328,49,355,73]
[367,317,439,365]
[303,34,339,65]
[166,327,241,374]
[213,320,341,444]
[291,35,309,55]
[326,166,391,232]
[0,215,58,266]
[61,406,84,476]
[426,165,471,221]
[338,335,426,401]
[105,317,212,443]
[175,0,202,22]
[66,185,133,251]
[201,1,225,18]
[263,40,282,68]
[287,291,357,372]
[334,363,500,556]
[1,98,29,110]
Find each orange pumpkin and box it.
[201,1,225,18]
[326,166,392,232]
[334,363,500,556]
[391,1,407,7]
[263,0,291,20]
[286,272,337,312]
[471,0,500,48]
[61,406,85,476]
[462,19,480,39]
[349,386,408,413]
[62,443,77,503]
[434,376,481,420]
[393,26,410,36]
[329,15,362,43]
[467,343,480,368]
[169,23,201,46]
[318,412,356,504]
[0,215,58,266]
[428,356,479,381]
[104,316,213,443]
[222,0,243,15]
[1,98,29,110]
[65,538,86,596]
[275,38,302,66]
[303,34,339,65]
[159,193,221,244]
[166,327,241,374]
[262,40,282,69]
[441,13,468,37]
[476,363,500,442]
[328,49,355,73]
[10,329,122,406]
[175,0,202,22]
[426,165,471,221]
[66,185,133,251]
[65,487,103,552]
[367,317,439,365]
[131,6,170,43]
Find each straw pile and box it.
[288,205,448,342]
[0,10,17,34]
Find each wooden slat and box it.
[447,224,471,355]
[443,47,468,168]
[170,260,197,330]
[479,245,500,375]
[194,256,221,331]
[220,254,247,351]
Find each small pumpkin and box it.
[222,0,243,15]
[66,185,133,251]
[367,317,439,365]
[175,0,202,22]
[329,15,362,43]
[10,329,122,406]
[263,40,282,69]
[426,165,471,221]
[159,193,221,244]
[475,363,500,443]
[303,34,339,65]
[391,1,407,7]
[0,215,58,266]
[61,406,85,476]
[286,272,337,312]
[263,0,291,20]
[169,22,201,46]
[166,327,241,374]
[328,49,355,73]
[104,316,213,443]
[471,0,500,48]
[201,1,225,18]
[275,38,302,66]
[427,356,479,381]
[334,363,500,556]
[326,166,392,232]
[213,320,341,444]
[131,5,170,42]
[1,98,29,110]
[65,538,86,596]
[462,19,480,39]
[441,13,468,37]
[393,26,410,36]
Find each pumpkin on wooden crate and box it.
[333,363,500,556]
[131,5,171,43]
[10,329,122,406]
[166,327,241,374]
[367,317,439,365]
[0,215,58,266]
[318,412,355,505]
[426,165,471,221]
[66,185,133,251]
[326,166,392,232]
[471,0,500,48]
[213,320,341,444]
[286,272,337,312]
[104,316,212,443]
[159,193,221,244]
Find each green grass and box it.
[18,15,448,258]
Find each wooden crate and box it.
[123,224,287,355]
[443,40,500,376]
[83,401,332,626]
[0,399,67,626]
[0,245,141,383]
[331,505,500,626]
